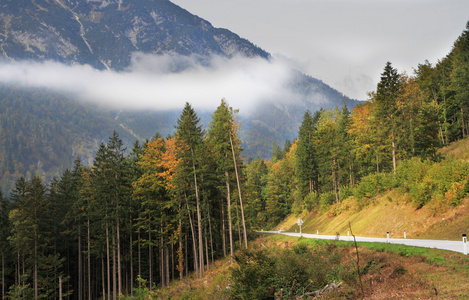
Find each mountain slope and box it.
[0,83,136,195]
[0,0,269,69]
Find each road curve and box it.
[258,231,467,254]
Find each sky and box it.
[171,0,469,100]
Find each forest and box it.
[1,21,469,300]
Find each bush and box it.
[353,173,394,200]
[320,191,336,210]
[229,244,341,299]
[304,191,319,211]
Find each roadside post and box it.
[462,233,467,255]
[387,232,390,243]
[297,217,304,237]
[404,230,406,239]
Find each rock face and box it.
[0,0,269,69]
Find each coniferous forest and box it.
[1,21,469,300]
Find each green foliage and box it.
[229,242,345,299]
[352,173,395,200]
[304,191,319,211]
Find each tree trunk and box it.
[88,217,91,300]
[160,233,164,287]
[34,228,38,300]
[102,258,106,300]
[78,226,82,300]
[117,208,121,297]
[204,233,209,271]
[178,220,183,281]
[165,246,170,286]
[1,253,4,300]
[225,171,233,264]
[333,159,339,204]
[130,215,134,295]
[138,230,141,280]
[190,146,204,278]
[221,199,226,258]
[106,221,111,300]
[148,224,152,290]
[230,133,248,248]
[187,205,198,277]
[391,115,397,174]
[112,231,117,300]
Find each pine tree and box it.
[374,62,402,173]
[296,110,318,199]
[175,103,205,277]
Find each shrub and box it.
[229,244,341,299]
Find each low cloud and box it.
[0,53,298,113]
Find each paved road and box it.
[259,231,468,254]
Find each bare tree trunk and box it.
[204,233,209,271]
[59,275,62,300]
[88,218,91,300]
[208,213,214,264]
[230,133,248,248]
[112,231,117,300]
[225,171,233,264]
[171,235,175,281]
[178,220,183,281]
[190,147,204,278]
[102,258,106,300]
[187,204,199,276]
[130,216,134,295]
[106,221,111,300]
[391,115,397,174]
[185,232,188,277]
[165,246,170,286]
[148,225,152,291]
[78,226,82,300]
[34,229,38,300]
[1,253,4,300]
[333,159,339,203]
[160,233,164,287]
[138,229,141,279]
[221,200,226,257]
[117,210,122,297]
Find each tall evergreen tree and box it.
[374,62,401,173]
[296,110,320,200]
[175,103,205,277]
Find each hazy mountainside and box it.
[0,0,358,194]
[0,0,269,68]
[0,83,137,195]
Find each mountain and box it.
[0,0,359,194]
[0,0,269,68]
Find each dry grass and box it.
[282,193,469,241]
[438,138,469,161]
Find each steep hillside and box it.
[0,83,136,195]
[276,140,469,241]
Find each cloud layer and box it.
[0,54,297,113]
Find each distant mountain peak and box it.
[0,0,269,69]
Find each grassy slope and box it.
[276,139,469,241]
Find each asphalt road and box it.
[259,231,468,254]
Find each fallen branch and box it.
[304,281,342,298]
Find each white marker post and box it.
[387,232,390,243]
[463,234,467,255]
[404,230,406,239]
[317,230,319,235]
[297,217,304,237]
